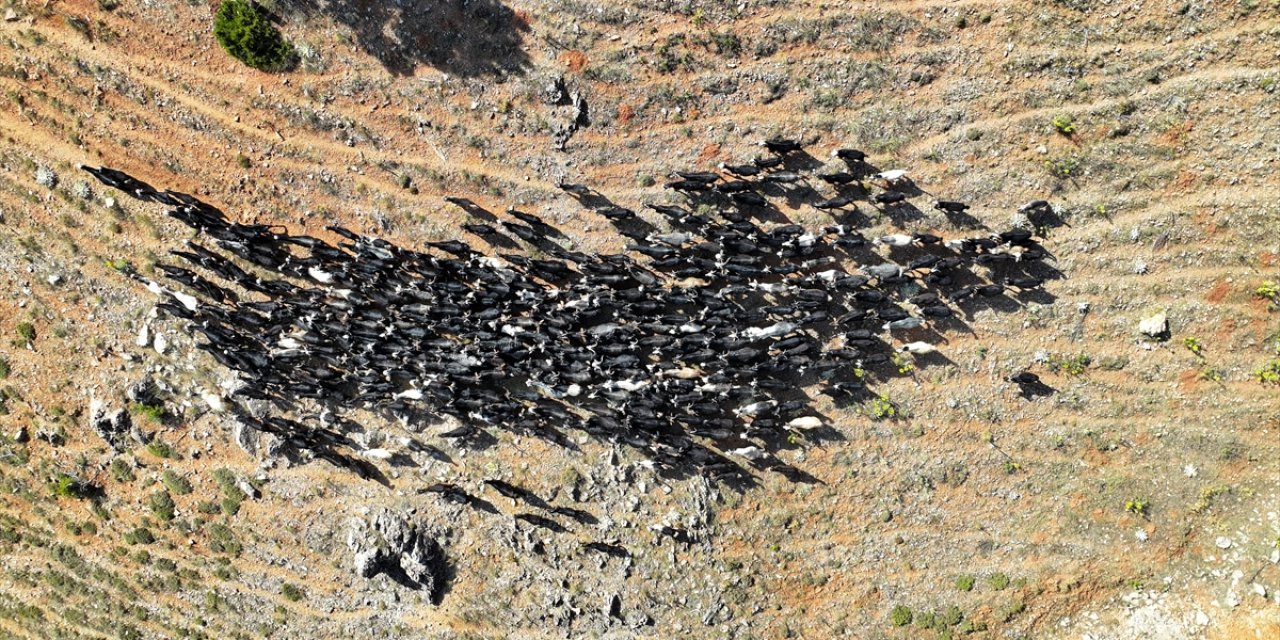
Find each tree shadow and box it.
[291,0,531,77]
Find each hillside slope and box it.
[0,1,1278,638]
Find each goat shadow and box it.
[281,0,531,77]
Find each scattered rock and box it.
[126,377,161,407]
[347,509,449,603]
[201,392,225,413]
[231,418,259,456]
[236,477,260,500]
[543,76,570,105]
[3,9,17,21]
[11,425,28,443]
[88,399,132,452]
[1215,536,1232,549]
[1138,311,1169,340]
[153,333,168,354]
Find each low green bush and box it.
[214,0,296,71]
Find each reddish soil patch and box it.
[1172,168,1197,192]
[561,50,588,72]
[696,143,721,164]
[1177,368,1202,392]
[1205,279,1230,304]
[616,104,634,125]
[1258,252,1278,268]
[1158,120,1193,146]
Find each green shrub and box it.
[867,395,897,420]
[49,473,89,499]
[208,523,241,555]
[16,322,35,343]
[1183,336,1203,356]
[1052,114,1076,135]
[1049,352,1091,376]
[1125,497,1149,517]
[890,604,912,626]
[110,458,135,483]
[1254,359,1280,384]
[130,402,164,423]
[213,0,296,71]
[996,599,1025,622]
[940,605,964,626]
[148,490,176,522]
[235,154,251,169]
[988,572,1010,590]
[124,527,154,545]
[145,440,173,459]
[1044,154,1081,179]
[1255,281,1278,301]
[213,468,247,516]
[0,356,9,378]
[161,470,192,495]
[955,575,975,591]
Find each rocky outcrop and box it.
[88,399,133,452]
[347,509,448,603]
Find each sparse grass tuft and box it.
[1253,360,1280,384]
[48,473,89,499]
[1125,497,1150,517]
[130,402,164,423]
[145,440,173,459]
[890,604,912,626]
[148,490,176,522]
[1049,353,1091,376]
[867,395,897,420]
[281,582,304,602]
[110,458,135,483]
[1183,336,1203,356]
[124,527,154,545]
[161,470,192,495]
[1052,114,1076,135]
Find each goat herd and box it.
[82,140,1060,488]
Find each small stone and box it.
[46,274,61,286]
[1252,583,1267,598]
[1133,260,1148,274]
[201,392,224,413]
[1036,145,1048,154]
[1194,611,1209,626]
[1135,529,1148,542]
[153,333,168,354]
[4,9,18,21]
[1215,536,1232,549]
[12,425,28,443]
[1183,464,1197,477]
